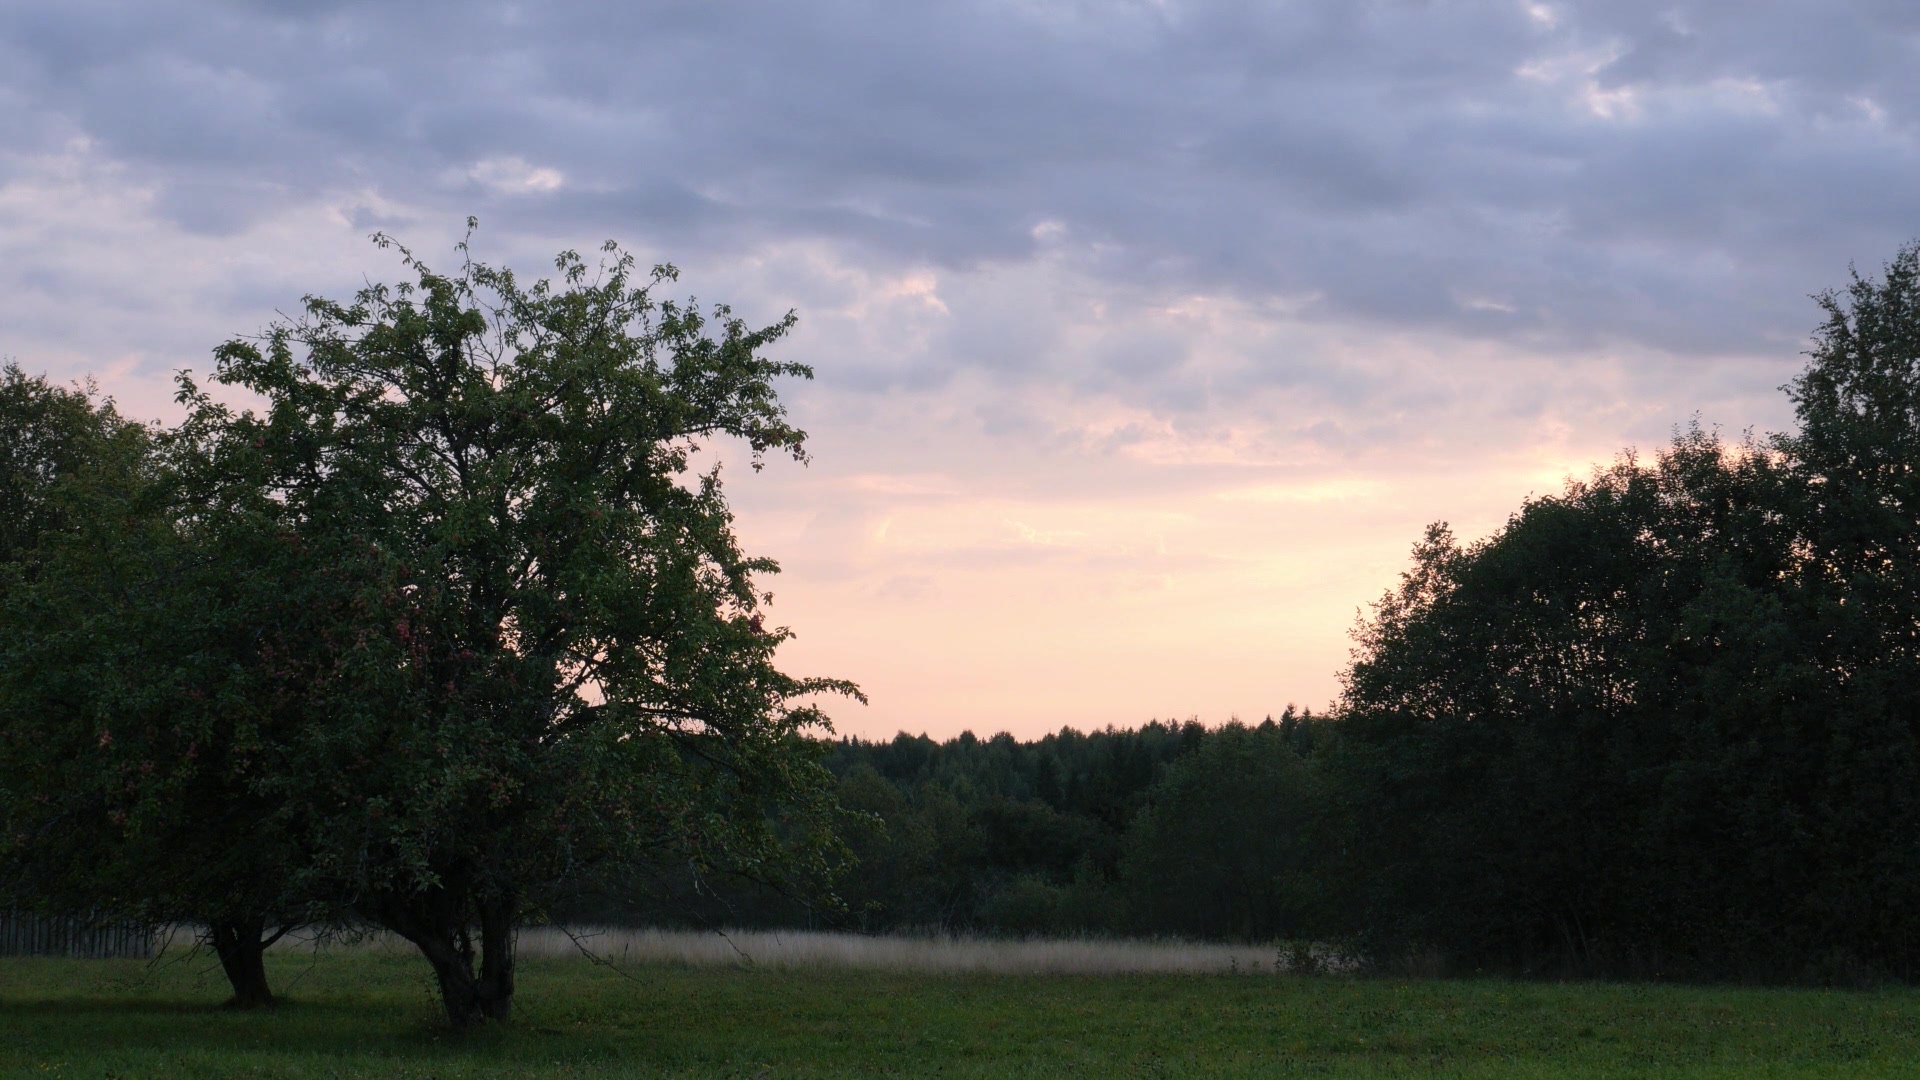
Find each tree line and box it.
[565,715,1329,945]
[7,231,1920,1029]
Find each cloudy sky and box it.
[3,0,1915,739]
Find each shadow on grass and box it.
[2,996,255,1015]
[0,994,497,1056]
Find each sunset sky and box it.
[3,1,1915,739]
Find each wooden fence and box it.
[0,912,156,958]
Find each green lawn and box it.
[3,950,1918,1077]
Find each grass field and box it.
[5,934,1920,1078]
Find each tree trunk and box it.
[373,887,516,1029]
[475,893,515,1023]
[209,917,275,1009]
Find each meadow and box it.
[5,931,1920,1078]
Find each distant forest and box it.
[591,716,1330,948]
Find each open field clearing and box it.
[6,946,1920,1078]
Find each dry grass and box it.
[261,924,1337,976]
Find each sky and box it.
[3,1,1916,740]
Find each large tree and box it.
[1335,427,1825,974]
[1777,243,1920,687]
[176,226,857,1027]
[0,364,313,1007]
[0,366,152,926]
[1771,242,1920,968]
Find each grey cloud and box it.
[1095,332,1189,382]
[152,176,292,237]
[4,0,1918,407]
[1202,119,1416,213]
